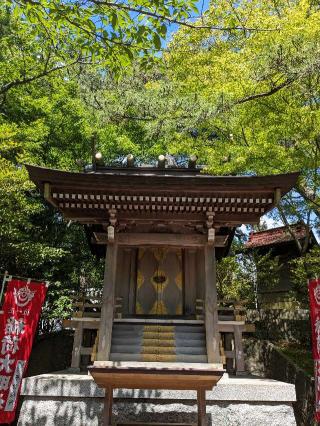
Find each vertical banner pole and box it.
[308,277,320,423]
[0,272,11,308]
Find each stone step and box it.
[117,423,196,425]
[112,337,206,348]
[112,328,205,336]
[113,332,203,340]
[112,324,204,330]
[111,345,207,355]
[111,322,207,363]
[112,324,205,332]
[109,353,208,363]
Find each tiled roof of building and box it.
[245,224,310,248]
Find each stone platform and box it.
[18,371,296,426]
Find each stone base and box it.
[117,423,195,425]
[18,371,297,426]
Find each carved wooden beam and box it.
[208,228,216,245]
[107,209,117,243]
[206,212,216,245]
[274,187,281,205]
[44,182,58,207]
[92,232,228,247]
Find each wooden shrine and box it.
[245,223,317,308]
[27,159,299,426]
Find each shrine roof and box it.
[244,224,314,249]
[26,164,299,193]
[26,164,299,227]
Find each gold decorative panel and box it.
[135,248,183,316]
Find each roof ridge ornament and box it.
[188,155,198,169]
[126,154,135,167]
[157,155,166,169]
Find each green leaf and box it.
[153,32,161,50]
[111,13,118,29]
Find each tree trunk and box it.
[296,183,320,219]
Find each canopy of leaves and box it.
[165,0,320,225]
[289,246,320,304]
[6,0,199,73]
[75,0,320,231]
[0,0,319,330]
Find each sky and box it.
[166,0,210,42]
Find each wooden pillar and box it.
[102,386,113,426]
[97,241,118,361]
[115,248,129,315]
[204,245,220,363]
[70,322,83,371]
[197,388,207,426]
[184,249,197,315]
[196,248,205,301]
[128,248,137,315]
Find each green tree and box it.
[217,250,282,308]
[1,0,319,330]
[0,10,106,330]
[289,246,320,305]
[165,0,320,225]
[2,0,201,95]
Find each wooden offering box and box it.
[89,361,224,426]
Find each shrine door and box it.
[135,248,184,316]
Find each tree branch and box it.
[0,58,87,95]
[93,0,277,32]
[295,183,320,218]
[277,205,303,254]
[235,78,294,105]
[234,56,320,105]
[62,15,132,48]
[19,0,277,32]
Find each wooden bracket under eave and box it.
[44,182,58,207]
[206,211,215,245]
[107,209,117,243]
[107,225,115,243]
[274,187,281,205]
[208,228,216,245]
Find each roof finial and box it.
[188,155,198,169]
[94,151,104,167]
[157,154,166,169]
[126,154,135,167]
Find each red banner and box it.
[0,279,47,424]
[308,278,320,422]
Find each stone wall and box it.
[27,330,74,377]
[18,372,297,426]
[24,324,311,424]
[247,309,311,346]
[244,338,315,426]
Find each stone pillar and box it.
[70,322,83,371]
